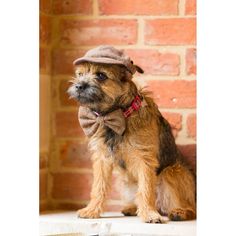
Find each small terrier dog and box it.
[68,46,196,223]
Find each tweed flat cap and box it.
[73,45,143,75]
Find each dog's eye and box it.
[76,72,83,77]
[96,72,107,81]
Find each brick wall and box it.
[40,0,196,211]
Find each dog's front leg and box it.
[77,157,113,218]
[136,163,167,223]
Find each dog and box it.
[67,45,196,223]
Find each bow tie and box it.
[78,106,126,137]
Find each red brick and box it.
[40,0,52,13]
[40,171,47,200]
[52,0,92,15]
[147,80,196,108]
[186,48,196,75]
[52,173,92,200]
[59,19,137,46]
[185,0,196,15]
[99,0,178,15]
[125,49,180,76]
[187,113,196,138]
[55,111,84,137]
[52,173,122,201]
[59,80,79,107]
[40,14,52,45]
[40,152,48,169]
[40,47,51,74]
[59,140,92,168]
[161,112,182,137]
[52,49,86,75]
[40,201,49,212]
[145,18,196,45]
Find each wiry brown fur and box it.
[68,62,196,223]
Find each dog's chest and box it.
[103,127,122,154]
[101,127,128,168]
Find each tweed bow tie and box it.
[78,106,126,137]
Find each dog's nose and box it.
[76,82,87,91]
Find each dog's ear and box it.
[134,64,144,74]
[131,60,144,74]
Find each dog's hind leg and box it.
[156,162,196,221]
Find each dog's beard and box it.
[67,84,104,104]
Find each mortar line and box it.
[46,13,61,209]
[51,199,123,205]
[40,73,51,78]
[179,47,186,77]
[135,75,196,81]
[54,77,62,110]
[159,108,196,113]
[50,167,122,175]
[93,0,99,17]
[53,137,88,142]
[55,44,197,51]
[52,199,89,204]
[176,137,196,145]
[42,71,52,204]
[55,14,195,20]
[137,18,144,46]
[53,105,78,112]
[39,44,52,49]
[56,137,88,143]
[50,168,93,174]
[179,0,186,16]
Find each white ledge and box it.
[39,211,196,236]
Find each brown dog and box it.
[68,46,196,223]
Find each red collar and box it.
[92,95,145,118]
[123,95,143,118]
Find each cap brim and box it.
[73,57,125,66]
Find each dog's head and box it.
[67,46,144,114]
[68,61,143,114]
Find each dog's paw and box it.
[169,208,196,221]
[121,206,137,216]
[140,210,169,224]
[77,207,100,219]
